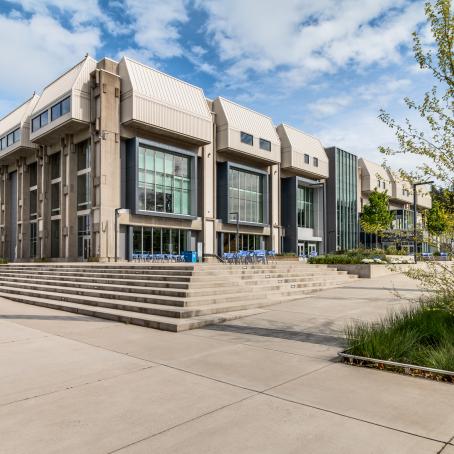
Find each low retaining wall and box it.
[328,261,453,278]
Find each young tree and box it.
[426,200,449,236]
[360,190,394,249]
[379,1,454,307]
[379,0,453,187]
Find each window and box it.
[137,145,192,216]
[29,222,37,258]
[77,140,91,171]
[240,132,253,146]
[51,183,60,215]
[51,219,60,258]
[76,141,91,211]
[304,154,310,164]
[228,167,264,224]
[50,152,61,180]
[13,129,20,143]
[0,137,5,150]
[259,138,271,151]
[132,227,188,255]
[28,162,37,188]
[51,97,71,121]
[223,233,263,253]
[297,186,314,228]
[313,157,319,167]
[32,110,49,132]
[7,132,14,147]
[29,189,38,220]
[77,174,91,209]
[77,215,91,257]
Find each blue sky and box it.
[0,0,434,168]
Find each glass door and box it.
[297,243,305,257]
[82,237,91,261]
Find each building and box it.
[325,146,359,252]
[278,125,329,256]
[358,158,432,252]
[0,55,433,262]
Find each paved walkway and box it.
[0,272,452,454]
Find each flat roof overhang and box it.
[282,165,327,180]
[216,146,279,166]
[30,118,89,146]
[122,119,211,146]
[0,146,37,166]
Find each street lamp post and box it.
[412,181,433,263]
[229,212,240,252]
[114,208,129,262]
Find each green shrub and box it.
[309,252,386,265]
[345,299,454,371]
[0,258,7,265]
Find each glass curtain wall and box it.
[335,149,358,251]
[137,146,191,215]
[222,233,264,252]
[297,186,314,228]
[132,227,188,255]
[228,168,264,224]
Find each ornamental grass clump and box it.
[345,298,454,372]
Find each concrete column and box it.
[270,164,280,253]
[66,139,78,259]
[201,138,216,259]
[38,147,50,258]
[18,159,29,259]
[0,166,7,258]
[22,162,31,259]
[92,59,121,261]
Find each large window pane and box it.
[77,174,91,209]
[51,219,60,258]
[51,183,60,215]
[228,167,264,223]
[137,145,192,216]
[50,152,61,180]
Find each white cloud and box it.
[0,13,100,109]
[196,0,426,89]
[123,0,188,59]
[5,0,104,25]
[309,95,353,117]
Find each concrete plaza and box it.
[0,272,453,453]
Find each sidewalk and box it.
[0,272,452,453]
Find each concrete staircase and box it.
[0,262,358,332]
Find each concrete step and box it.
[0,272,192,289]
[0,291,267,332]
[0,272,355,295]
[0,275,356,305]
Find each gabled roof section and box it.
[0,94,40,135]
[359,158,390,181]
[215,97,279,143]
[120,57,211,119]
[33,55,96,114]
[278,124,328,161]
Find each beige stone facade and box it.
[0,55,433,261]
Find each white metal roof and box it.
[33,55,96,114]
[0,94,40,135]
[215,97,280,143]
[120,57,211,119]
[278,124,328,161]
[359,158,390,181]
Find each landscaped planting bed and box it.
[342,299,454,383]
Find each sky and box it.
[0,0,435,169]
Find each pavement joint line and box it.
[437,436,454,454]
[107,363,338,453]
[0,365,156,408]
[181,329,342,361]
[261,392,448,447]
